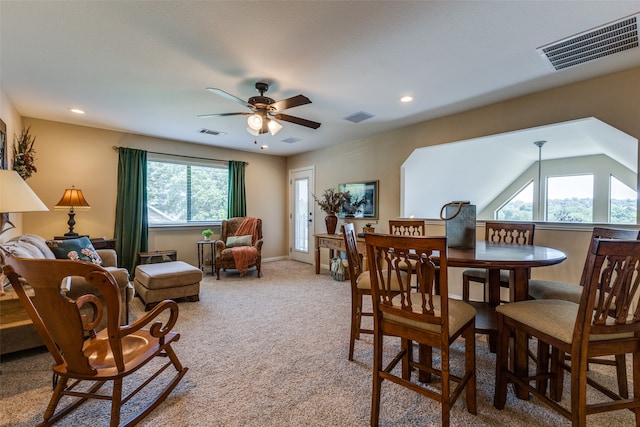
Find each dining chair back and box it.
[529,226,640,398]
[462,221,535,303]
[365,233,477,426]
[494,238,640,426]
[342,222,370,361]
[389,219,426,236]
[3,256,188,427]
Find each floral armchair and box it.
[215,217,263,279]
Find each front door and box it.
[289,166,314,264]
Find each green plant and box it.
[13,127,37,180]
[202,228,213,238]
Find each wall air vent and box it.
[537,14,639,71]
[343,111,375,123]
[198,128,225,136]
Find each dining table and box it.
[442,241,567,399]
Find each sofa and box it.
[0,234,134,355]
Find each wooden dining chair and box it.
[494,238,640,426]
[462,221,535,303]
[342,223,406,361]
[365,233,477,427]
[528,226,640,399]
[3,256,188,427]
[389,219,426,236]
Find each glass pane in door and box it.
[294,177,309,252]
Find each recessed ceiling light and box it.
[400,95,414,103]
[69,108,85,114]
[260,144,269,150]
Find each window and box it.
[496,181,533,221]
[610,175,637,224]
[147,157,228,225]
[546,174,593,222]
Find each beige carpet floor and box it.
[0,260,635,426]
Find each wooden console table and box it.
[314,233,366,274]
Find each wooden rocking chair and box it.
[3,257,188,427]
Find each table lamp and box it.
[0,170,49,235]
[54,186,90,237]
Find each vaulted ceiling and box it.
[1,1,639,156]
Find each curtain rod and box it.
[112,146,247,165]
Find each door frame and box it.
[289,166,315,264]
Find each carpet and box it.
[0,260,634,426]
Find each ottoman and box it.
[134,261,202,311]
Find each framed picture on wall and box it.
[0,118,6,170]
[1,118,8,229]
[338,180,379,219]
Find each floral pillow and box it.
[46,237,103,265]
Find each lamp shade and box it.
[0,170,48,213]
[55,187,91,210]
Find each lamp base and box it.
[63,232,80,238]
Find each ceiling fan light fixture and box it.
[247,113,263,131]
[268,118,283,136]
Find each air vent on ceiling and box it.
[198,128,225,136]
[282,137,301,144]
[343,111,375,123]
[537,13,639,71]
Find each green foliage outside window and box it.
[147,160,228,224]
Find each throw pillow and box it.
[225,234,252,248]
[46,237,103,265]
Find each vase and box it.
[325,213,338,234]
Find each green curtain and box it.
[114,148,148,272]
[227,160,247,218]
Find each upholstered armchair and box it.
[215,217,263,279]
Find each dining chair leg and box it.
[465,326,477,415]
[614,354,628,399]
[418,344,433,383]
[549,346,564,402]
[536,340,550,395]
[493,313,509,410]
[348,290,361,361]
[441,345,451,427]
[371,329,383,427]
[462,275,471,301]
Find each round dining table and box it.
[443,240,567,399]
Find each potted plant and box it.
[313,188,346,234]
[202,228,214,240]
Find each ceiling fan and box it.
[198,82,321,136]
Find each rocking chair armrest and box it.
[119,299,179,338]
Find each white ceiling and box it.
[1,1,640,156]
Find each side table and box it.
[197,240,216,276]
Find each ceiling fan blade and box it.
[273,113,321,129]
[206,87,253,108]
[271,94,311,112]
[197,112,249,118]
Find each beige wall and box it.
[288,67,640,287]
[15,118,288,266]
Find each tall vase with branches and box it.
[313,188,346,234]
[13,127,37,180]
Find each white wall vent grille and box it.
[537,14,638,71]
[343,111,375,123]
[198,128,225,135]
